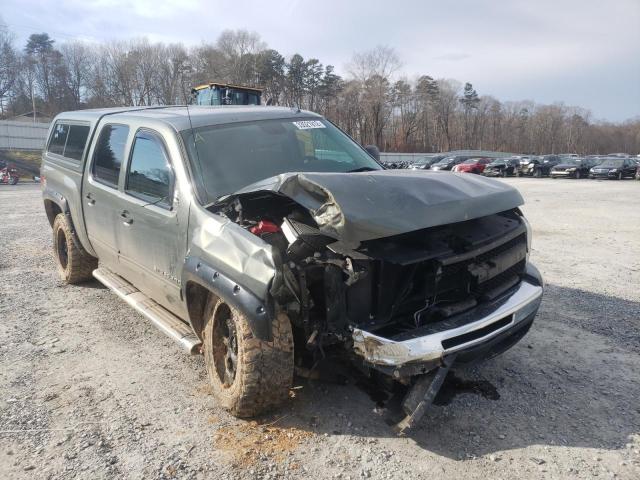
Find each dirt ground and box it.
[1,178,639,480]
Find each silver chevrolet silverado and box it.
[41,106,543,429]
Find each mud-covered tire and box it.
[202,297,294,418]
[52,213,97,284]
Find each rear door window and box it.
[48,123,69,156]
[125,130,173,208]
[64,125,90,161]
[47,122,90,161]
[92,124,130,188]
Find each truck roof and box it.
[192,82,263,92]
[54,106,321,132]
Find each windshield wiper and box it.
[347,167,379,173]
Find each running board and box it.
[93,268,202,354]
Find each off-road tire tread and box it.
[52,213,97,284]
[203,298,294,418]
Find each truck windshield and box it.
[182,118,382,202]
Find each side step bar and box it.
[93,268,202,354]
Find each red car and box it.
[452,157,492,174]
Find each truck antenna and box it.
[179,64,203,180]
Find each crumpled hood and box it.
[227,170,524,245]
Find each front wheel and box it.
[617,172,623,180]
[52,214,98,284]
[11,176,18,185]
[575,171,581,179]
[202,298,294,418]
[534,169,542,178]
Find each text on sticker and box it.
[293,121,326,130]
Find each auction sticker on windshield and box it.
[293,120,326,129]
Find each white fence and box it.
[0,120,50,150]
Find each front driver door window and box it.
[125,131,174,208]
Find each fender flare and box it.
[181,255,274,342]
[43,188,85,252]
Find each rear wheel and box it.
[52,214,97,284]
[202,297,294,418]
[501,170,507,178]
[534,169,542,178]
[617,172,623,180]
[10,176,18,185]
[575,170,581,179]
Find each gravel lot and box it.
[1,178,639,480]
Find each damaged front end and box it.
[209,170,543,429]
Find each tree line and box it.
[1,22,638,155]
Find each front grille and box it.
[439,233,526,287]
[396,232,527,323]
[357,212,528,333]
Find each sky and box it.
[2,0,639,122]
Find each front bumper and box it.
[352,263,543,374]
[550,170,574,177]
[589,171,615,179]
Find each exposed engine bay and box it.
[211,189,528,368]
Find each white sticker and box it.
[293,120,326,130]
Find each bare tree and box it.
[0,22,637,154]
[0,18,17,116]
[60,42,91,108]
[216,29,265,84]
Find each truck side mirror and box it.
[365,145,380,162]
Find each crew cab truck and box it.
[41,106,543,430]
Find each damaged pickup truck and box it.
[41,106,543,430]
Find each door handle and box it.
[120,210,133,226]
[85,193,95,206]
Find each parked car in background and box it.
[409,155,446,170]
[483,157,520,177]
[589,157,638,180]
[550,157,597,179]
[430,155,474,171]
[516,156,536,169]
[519,155,562,177]
[516,156,539,176]
[452,157,492,174]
